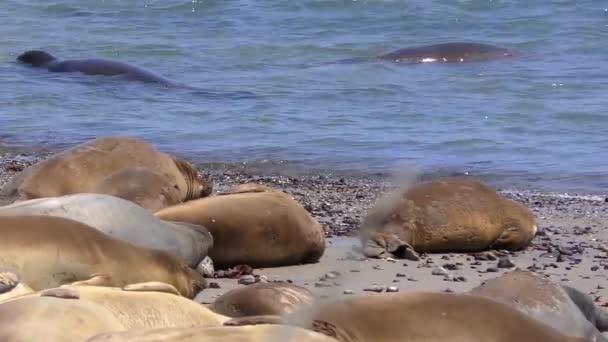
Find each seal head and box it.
[17,50,57,67]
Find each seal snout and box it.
[17,50,56,67]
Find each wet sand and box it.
[1,152,607,329]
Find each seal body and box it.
[283,292,588,342]
[155,184,326,269]
[0,294,124,342]
[0,215,205,298]
[210,282,315,317]
[378,42,513,63]
[468,270,608,341]
[0,193,213,267]
[0,136,211,206]
[17,50,175,85]
[360,178,537,259]
[86,325,338,342]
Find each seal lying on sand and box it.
[360,178,537,260]
[86,325,338,342]
[155,184,326,269]
[0,215,206,298]
[279,291,590,342]
[17,50,176,85]
[0,193,213,268]
[378,42,513,63]
[209,282,315,318]
[468,269,608,341]
[2,283,230,329]
[0,136,212,206]
[0,290,124,342]
[93,167,184,212]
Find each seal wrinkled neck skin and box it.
[17,50,57,67]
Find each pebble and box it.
[396,273,406,277]
[486,267,499,273]
[208,282,221,289]
[314,282,333,288]
[443,263,460,271]
[343,289,354,295]
[364,285,385,293]
[321,271,341,280]
[497,257,515,269]
[432,266,449,276]
[238,275,256,285]
[386,286,399,293]
[591,266,599,271]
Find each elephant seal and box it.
[155,184,326,269]
[0,291,124,342]
[281,292,589,342]
[3,283,230,329]
[209,282,315,318]
[0,215,206,298]
[93,167,183,212]
[86,325,338,342]
[0,136,211,205]
[0,193,213,267]
[360,178,537,260]
[17,50,176,85]
[378,42,513,63]
[468,269,608,341]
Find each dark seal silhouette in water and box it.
[16,50,256,98]
[17,50,175,85]
[337,42,513,65]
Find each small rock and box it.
[343,289,354,295]
[407,277,418,282]
[364,285,385,293]
[321,271,341,280]
[486,267,499,273]
[372,265,384,270]
[386,286,399,293]
[453,276,467,282]
[314,282,333,288]
[497,257,515,269]
[396,273,406,277]
[443,263,460,271]
[208,282,221,289]
[256,275,268,283]
[238,275,256,285]
[591,266,599,271]
[432,267,449,276]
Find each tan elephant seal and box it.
[280,291,589,342]
[4,282,230,329]
[209,282,315,318]
[93,167,183,212]
[0,193,213,267]
[155,183,325,269]
[360,178,537,260]
[0,215,206,298]
[0,291,124,342]
[468,269,608,341]
[0,136,212,204]
[86,325,338,342]
[0,268,33,302]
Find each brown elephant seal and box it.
[93,167,182,212]
[280,292,589,342]
[209,282,315,318]
[468,269,608,341]
[155,183,325,269]
[0,193,213,268]
[0,292,124,342]
[360,178,537,260]
[0,215,206,298]
[378,42,513,63]
[4,282,230,329]
[86,325,338,342]
[0,136,212,205]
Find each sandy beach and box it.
[1,151,607,329]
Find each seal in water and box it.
[17,50,175,85]
[378,42,513,63]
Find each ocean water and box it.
[1,0,607,193]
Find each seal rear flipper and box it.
[67,274,112,287]
[362,233,419,261]
[223,315,283,326]
[122,282,181,296]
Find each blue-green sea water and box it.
[1,0,607,193]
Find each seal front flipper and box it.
[223,315,283,326]
[67,274,112,287]
[362,232,420,261]
[122,282,181,296]
[40,287,81,300]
